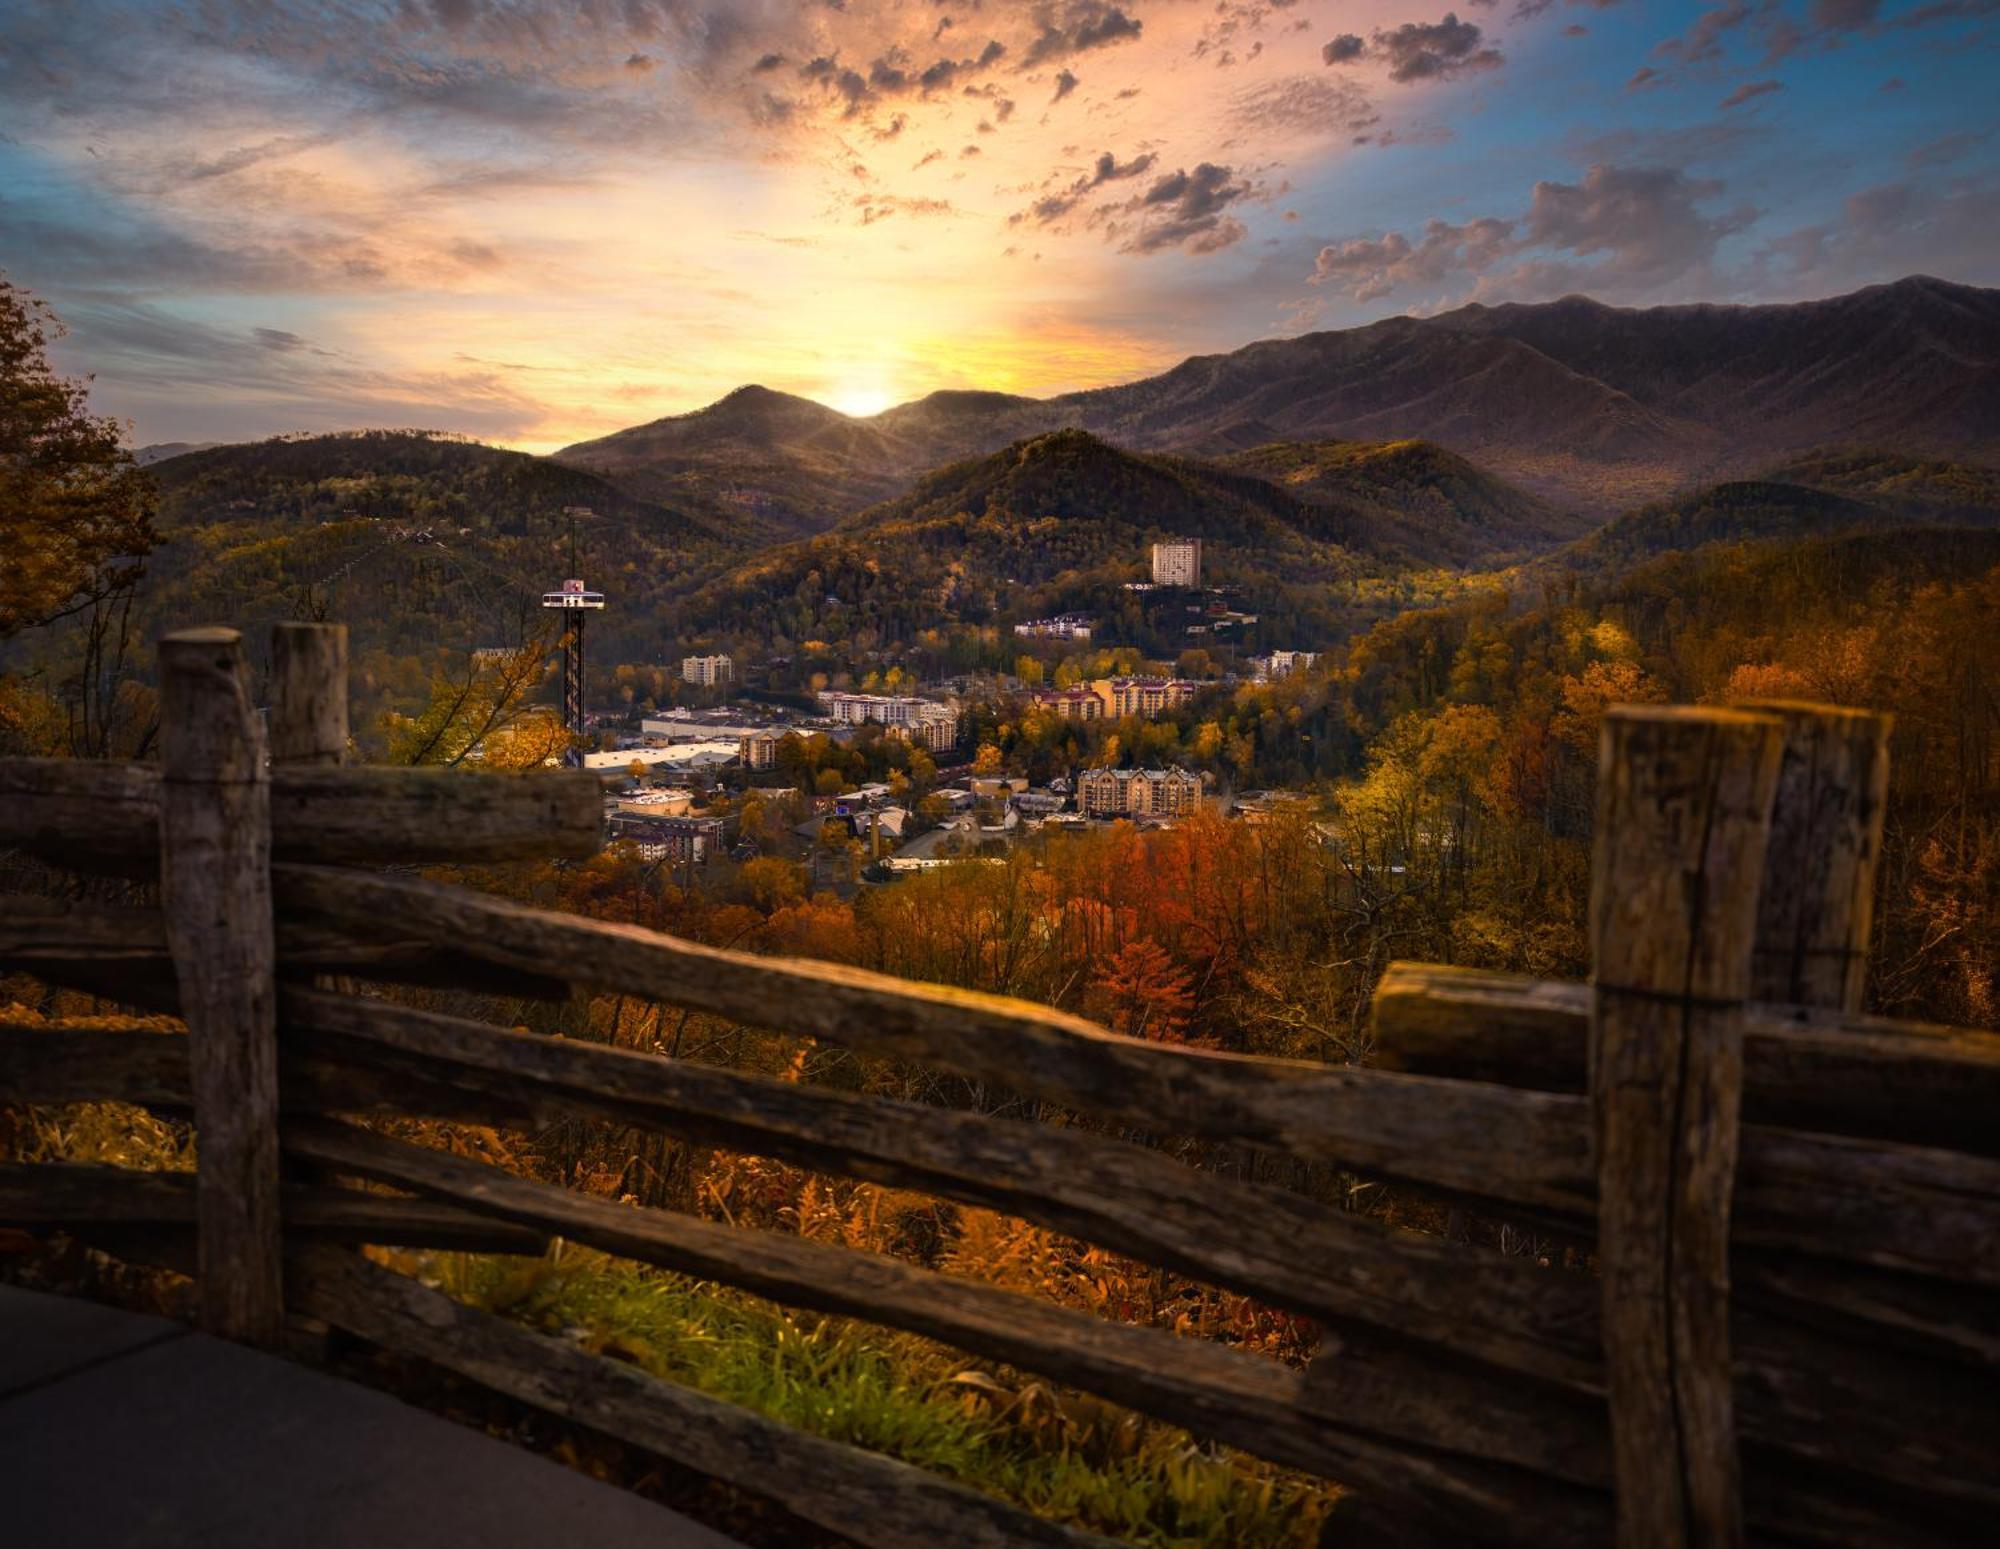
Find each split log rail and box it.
[1,624,1993,1547]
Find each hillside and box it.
[1548,452,2000,577]
[1434,277,2000,474]
[553,385,922,540]
[1211,438,1586,567]
[134,430,735,665]
[676,429,1381,656]
[558,277,2000,525]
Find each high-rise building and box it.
[1151,538,1202,587]
[682,654,734,688]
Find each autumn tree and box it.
[0,276,157,638]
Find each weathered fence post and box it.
[1590,706,1782,1549]
[1730,700,1891,1012]
[270,621,349,767]
[158,627,283,1346]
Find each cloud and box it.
[1322,34,1366,64]
[1719,79,1784,108]
[1231,75,1378,139]
[1021,3,1144,68]
[1907,129,1988,168]
[1372,13,1504,84]
[1309,216,1517,300]
[1627,66,1666,90]
[1309,162,1756,302]
[1012,149,1159,226]
[1052,68,1079,102]
[1754,172,2000,293]
[1118,162,1256,254]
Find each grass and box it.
[398,1245,1336,1547]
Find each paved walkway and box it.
[0,1284,742,1548]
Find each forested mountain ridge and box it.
[1544,452,2000,578]
[558,277,2000,526]
[676,429,1386,657]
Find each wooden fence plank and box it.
[0,758,602,866]
[269,622,349,767]
[1589,706,1780,1549]
[157,626,284,1347]
[0,1162,546,1253]
[1731,701,1891,1012]
[276,1000,1606,1393]
[291,1245,1131,1549]
[1370,962,2000,1155]
[0,897,569,1006]
[284,1118,1612,1541]
[269,864,1604,1208]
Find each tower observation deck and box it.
[541,577,605,755]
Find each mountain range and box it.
[553,276,2000,534]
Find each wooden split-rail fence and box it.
[1,623,1994,1547]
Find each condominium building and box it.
[738,730,782,771]
[1076,766,1207,820]
[1255,650,1319,681]
[1013,614,1094,642]
[816,690,959,753]
[682,654,734,688]
[1028,686,1105,722]
[1098,677,1200,719]
[1151,538,1202,587]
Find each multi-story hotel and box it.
[1076,766,1207,820]
[1150,538,1202,587]
[816,691,960,752]
[1028,686,1105,721]
[738,730,782,771]
[1098,677,1201,718]
[1013,615,1094,642]
[682,654,734,688]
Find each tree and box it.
[0,276,157,637]
[1087,937,1195,1043]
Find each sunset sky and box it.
[3,1,1995,451]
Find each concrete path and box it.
[0,1283,743,1548]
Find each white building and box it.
[816,691,959,753]
[1151,538,1202,587]
[1255,650,1319,681]
[682,654,734,688]
[1013,615,1094,642]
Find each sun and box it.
[825,381,896,418]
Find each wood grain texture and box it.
[284,1118,1610,1541]
[290,1245,1128,1549]
[157,626,284,1347]
[1730,701,1891,1012]
[269,622,349,766]
[1371,962,2000,1154]
[1589,706,1780,1549]
[0,757,602,865]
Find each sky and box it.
[2,1,1996,451]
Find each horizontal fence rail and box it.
[2,622,1994,1548]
